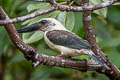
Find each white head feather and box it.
[39,18,67,31]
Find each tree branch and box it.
[81,0,120,80]
[0,0,119,25]
[0,6,102,72]
[0,0,120,79]
[0,6,55,26]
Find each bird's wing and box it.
[46,30,91,50]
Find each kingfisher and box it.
[17,18,108,69]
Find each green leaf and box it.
[22,2,51,26]
[93,16,111,39]
[99,37,120,48]
[51,11,60,18]
[94,8,107,17]
[106,49,120,67]
[113,2,120,5]
[56,67,72,75]
[10,52,25,62]
[107,7,120,24]
[57,11,67,25]
[28,11,60,25]
[23,31,44,44]
[30,67,65,80]
[73,12,83,34]
[37,42,57,56]
[57,11,75,31]
[65,12,75,31]
[90,0,108,17]
[73,55,90,59]
[22,11,60,25]
[3,72,12,80]
[27,2,50,12]
[0,27,10,56]
[22,19,31,25]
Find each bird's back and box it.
[45,30,91,50]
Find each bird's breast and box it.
[44,32,57,50]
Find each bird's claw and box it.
[57,54,64,58]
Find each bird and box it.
[17,18,108,69]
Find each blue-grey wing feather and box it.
[46,30,91,50]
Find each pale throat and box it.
[49,25,67,31]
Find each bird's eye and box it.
[40,20,46,24]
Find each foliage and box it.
[0,0,120,80]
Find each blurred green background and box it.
[0,0,120,80]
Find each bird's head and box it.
[17,18,66,33]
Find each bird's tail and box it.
[84,49,109,69]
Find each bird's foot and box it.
[67,56,72,59]
[57,54,64,58]
[57,54,72,59]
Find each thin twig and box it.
[0,6,55,26]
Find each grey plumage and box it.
[46,30,91,50]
